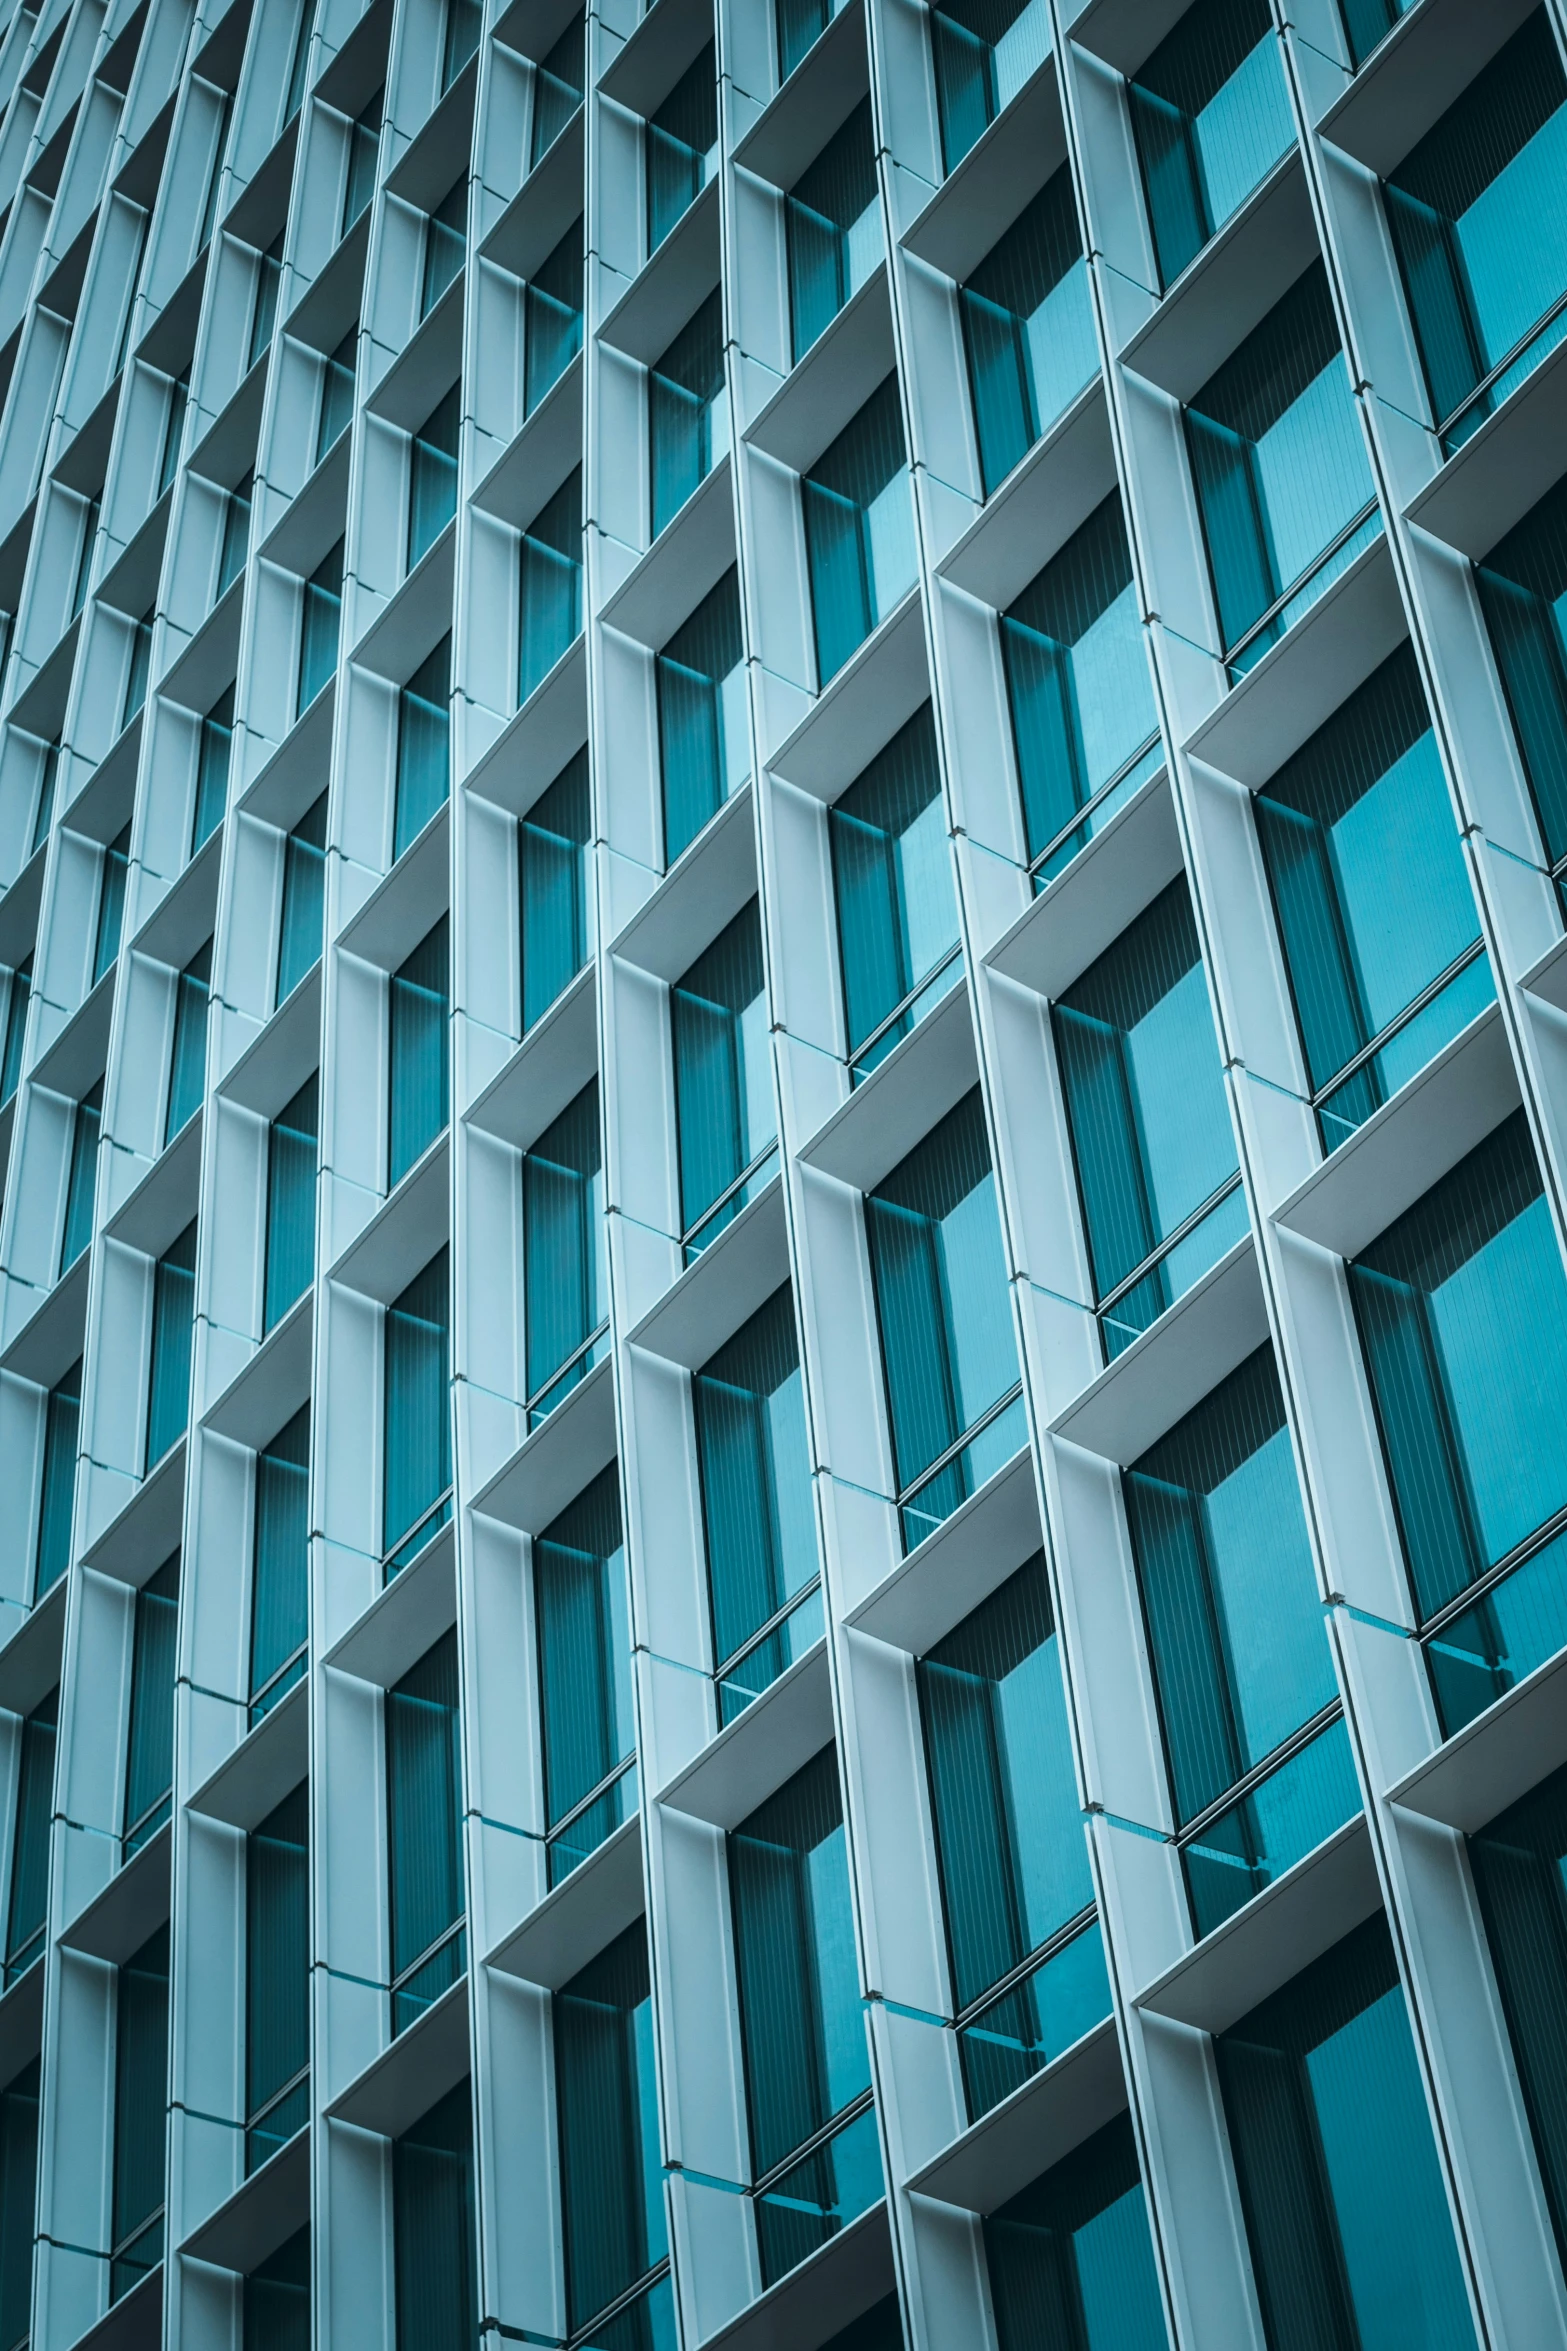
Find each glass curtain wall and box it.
[531,20,583,167]
[829,704,960,1077]
[33,1362,79,1599]
[388,918,449,1187]
[296,539,343,714]
[248,236,283,370]
[777,0,842,82]
[1339,0,1415,68]
[728,1749,881,2285]
[393,2082,477,2351]
[1052,879,1244,1358]
[554,1926,672,2344]
[71,498,100,620]
[525,220,584,414]
[165,939,211,1141]
[386,1631,465,2034]
[1216,1918,1477,2351]
[422,180,467,317]
[657,568,747,863]
[802,374,917,683]
[245,2228,309,2351]
[522,1084,607,1423]
[145,1221,197,1470]
[693,1287,818,1722]
[443,0,481,88]
[0,960,28,1106]
[343,89,382,234]
[519,748,590,1030]
[92,827,129,986]
[962,170,1096,493]
[408,384,460,569]
[984,2112,1168,2351]
[318,326,357,459]
[930,0,1049,173]
[863,1087,1021,1547]
[1474,476,1567,902]
[246,1783,309,2172]
[110,1926,168,2300]
[122,617,152,730]
[647,45,717,253]
[393,637,451,858]
[534,1466,636,1884]
[59,1079,101,1272]
[277,794,327,1005]
[786,100,879,361]
[4,1691,56,1985]
[1348,1111,1567,1737]
[649,293,727,537]
[250,1408,310,1723]
[918,1553,1107,2120]
[217,471,252,600]
[383,1252,452,1575]
[192,686,233,852]
[123,1556,178,1856]
[0,2061,38,2351]
[1128,0,1295,289]
[264,1077,318,1333]
[32,738,58,853]
[1122,1349,1356,1936]
[671,903,777,1254]
[518,470,582,703]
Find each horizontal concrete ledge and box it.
[465,962,597,1152]
[734,0,867,192]
[658,1641,832,1832]
[188,1678,308,1832]
[1048,1237,1265,1466]
[902,44,1062,284]
[1388,1645,1567,1837]
[1406,330,1567,562]
[627,1176,788,1370]
[907,2018,1124,2213]
[79,1438,186,1588]
[472,1353,616,1537]
[848,1443,1038,1657]
[60,1822,171,1964]
[328,1976,468,2139]
[487,1814,643,1990]
[69,2263,162,2351]
[610,780,755,983]
[937,377,1112,614]
[798,976,975,1195]
[181,2127,309,2275]
[987,769,1178,1005]
[325,1135,449,1308]
[601,451,734,650]
[0,1575,66,1719]
[202,1290,312,1451]
[216,964,322,1117]
[324,1523,456,1691]
[696,2199,893,2351]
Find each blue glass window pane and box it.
[251,1408,310,1716]
[394,636,451,860]
[265,1076,318,1333]
[145,1221,197,1470]
[1425,1522,1567,1738]
[296,538,343,716]
[525,219,583,413]
[803,375,916,684]
[523,1084,605,1401]
[647,46,717,253]
[32,738,58,854]
[60,1081,101,1272]
[786,100,879,361]
[389,918,449,1188]
[1129,0,1294,288]
[0,2063,39,2351]
[1474,474,1567,870]
[534,1467,634,1838]
[956,1923,1112,2123]
[33,1361,79,1601]
[384,1251,452,1560]
[110,1926,168,2301]
[555,1924,666,2334]
[386,1630,464,2013]
[342,88,382,236]
[694,1287,816,1675]
[277,793,327,1008]
[4,1691,56,1982]
[246,1784,308,2171]
[830,706,958,1061]
[672,903,775,1234]
[962,170,1095,493]
[985,2113,1166,2351]
[123,1555,178,1854]
[1182,1716,1362,1938]
[753,2103,883,2291]
[650,293,727,537]
[1340,0,1414,69]
[520,749,590,1029]
[93,827,130,986]
[192,687,233,853]
[657,569,747,864]
[531,23,583,169]
[243,2227,309,2351]
[0,959,30,1104]
[930,0,1050,175]
[422,177,467,317]
[778,0,837,84]
[249,235,282,370]
[518,470,582,703]
[392,2080,477,2345]
[216,471,251,602]
[318,327,356,461]
[408,383,459,570]
[166,939,211,1144]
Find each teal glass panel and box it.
[283,1,314,122]
[754,2102,883,2291]
[343,89,381,235]
[296,537,342,714]
[249,235,282,370]
[919,1552,1092,2011]
[519,749,589,1029]
[650,292,726,537]
[388,917,449,1186]
[829,705,957,1063]
[1183,1716,1361,1938]
[276,793,327,1007]
[4,1692,55,1984]
[245,2227,309,2351]
[0,2061,38,2351]
[578,2273,677,2351]
[672,903,776,1236]
[1341,0,1413,67]
[718,1586,824,1726]
[648,45,717,253]
[930,0,1050,174]
[525,218,583,413]
[523,1084,605,1404]
[246,1784,308,2173]
[393,635,450,858]
[863,1088,1016,1494]
[1384,15,1567,439]
[264,1076,318,1333]
[1350,1111,1567,1620]
[393,2080,476,2351]
[192,686,233,852]
[1216,1915,1477,2351]
[518,469,582,703]
[531,22,582,169]
[984,2112,1166,2351]
[165,939,211,1142]
[317,326,356,460]
[1123,1347,1334,1830]
[408,383,459,569]
[555,1925,667,2333]
[786,99,879,361]
[159,372,188,495]
[59,1080,101,1271]
[778,0,835,82]
[1129,0,1293,288]
[110,1926,168,2302]
[535,1466,633,1841]
[957,1922,1112,2123]
[251,1408,309,1720]
[93,826,129,985]
[1315,953,1494,1156]
[547,1762,637,1890]
[802,374,916,683]
[217,470,252,599]
[33,1362,78,1601]
[123,1555,178,1856]
[962,170,1095,493]
[1186,265,1374,659]
[1474,474,1567,870]
[694,1287,816,1686]
[899,1388,1027,1552]
[442,0,480,86]
[422,177,467,317]
[0,960,29,1104]
[31,738,58,853]
[1425,1522,1567,1737]
[384,1253,452,1566]
[657,568,747,863]
[1000,495,1159,871]
[729,1748,872,2179]
[71,494,100,621]
[145,1221,197,1470]
[387,1632,464,2036]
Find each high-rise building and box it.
[0,0,1565,2346]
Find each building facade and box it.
[0,0,1565,2346]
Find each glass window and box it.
[33,1362,78,1600]
[442,0,481,90]
[1349,1110,1567,1737]
[384,1252,452,1576]
[247,1783,309,2173]
[4,1690,55,1985]
[393,636,451,859]
[1216,1917,1477,2351]
[1186,264,1378,672]
[534,1467,636,1886]
[1384,12,1567,450]
[1053,879,1244,1359]
[422,178,467,318]
[158,372,188,498]
[864,1088,1022,1548]
[31,736,58,854]
[1339,0,1415,67]
[786,100,880,362]
[277,793,327,1007]
[123,1555,178,1858]
[317,326,356,461]
[59,1079,101,1273]
[657,567,748,864]
[649,292,727,539]
[531,20,583,169]
[192,685,233,853]
[217,469,252,601]
[802,373,917,684]
[264,1076,318,1334]
[296,538,342,716]
[0,959,29,1104]
[1122,1348,1355,1937]
[251,1408,310,1724]
[728,1748,881,2286]
[249,233,284,371]
[985,2112,1166,2351]
[1474,473,1567,892]
[829,703,960,1077]
[518,468,582,704]
[283,2,315,123]
[555,1926,668,2337]
[931,0,1050,174]
[386,1631,464,2036]
[245,2226,309,2350]
[519,747,590,1031]
[110,1925,168,2302]
[70,492,100,621]
[522,1084,607,1424]
[145,1220,197,1470]
[962,171,1096,496]
[342,86,382,236]
[165,938,211,1143]
[647,44,717,255]
[694,1287,819,1723]
[671,902,777,1251]
[92,825,130,987]
[524,217,583,414]
[778,0,842,84]
[393,2081,476,2351]
[408,383,459,570]
[388,917,449,1188]
[0,2061,38,2351]
[1128,0,1294,289]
